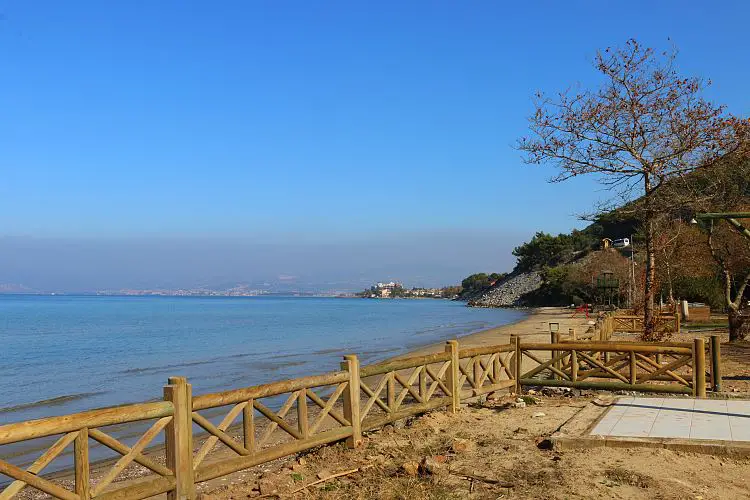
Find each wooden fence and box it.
[0,335,721,500]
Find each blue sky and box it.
[1,1,749,289]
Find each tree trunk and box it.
[664,254,674,305]
[728,307,748,343]
[642,173,657,339]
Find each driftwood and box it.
[287,465,373,496]
[450,469,514,488]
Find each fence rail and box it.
[0,335,722,499]
[612,312,681,334]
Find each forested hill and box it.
[461,216,642,307]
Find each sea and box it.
[0,295,525,471]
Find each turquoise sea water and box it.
[0,295,525,425]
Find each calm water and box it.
[0,295,525,424]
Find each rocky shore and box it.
[467,271,542,308]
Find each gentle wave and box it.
[0,392,105,414]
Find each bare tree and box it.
[518,39,746,339]
[689,150,750,341]
[708,221,750,341]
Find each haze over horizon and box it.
[2,2,749,292]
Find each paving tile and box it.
[693,399,727,414]
[727,400,750,417]
[590,414,622,436]
[729,416,750,441]
[659,398,696,411]
[592,397,750,443]
[650,403,694,439]
[690,411,732,441]
[609,399,663,437]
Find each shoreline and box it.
[395,306,594,359]
[0,307,592,495]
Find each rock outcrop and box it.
[468,271,542,308]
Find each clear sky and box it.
[1,1,749,290]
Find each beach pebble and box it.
[532,412,546,418]
[402,461,420,476]
[317,470,332,480]
[514,401,526,408]
[451,438,474,454]
[258,478,277,496]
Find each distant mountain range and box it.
[0,282,358,297]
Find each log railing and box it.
[0,335,721,499]
[0,401,176,500]
[516,339,710,396]
[612,312,681,334]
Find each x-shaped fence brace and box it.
[191,382,351,470]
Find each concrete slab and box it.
[590,397,750,443]
[552,397,750,458]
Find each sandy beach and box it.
[400,306,595,358]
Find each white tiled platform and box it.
[591,397,750,442]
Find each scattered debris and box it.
[289,466,370,496]
[450,469,515,488]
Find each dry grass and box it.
[198,392,750,500]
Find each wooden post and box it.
[164,376,196,500]
[243,399,255,453]
[629,350,637,385]
[711,335,722,392]
[512,335,522,395]
[297,389,309,439]
[675,311,681,335]
[569,328,577,341]
[445,340,460,413]
[693,338,707,398]
[75,428,90,500]
[551,331,560,380]
[341,355,362,448]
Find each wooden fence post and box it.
[75,428,90,500]
[512,335,522,395]
[710,335,722,392]
[341,355,362,448]
[569,328,576,341]
[551,331,560,380]
[297,389,309,439]
[675,311,681,335]
[243,399,255,453]
[445,340,460,413]
[164,376,196,500]
[693,338,707,398]
[629,350,637,385]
